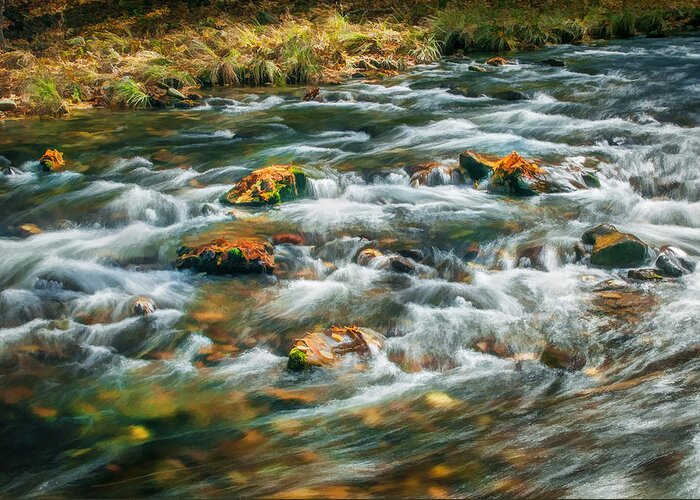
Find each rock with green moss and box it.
[176,237,274,275]
[223,165,308,206]
[287,326,385,371]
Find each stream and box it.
[1,36,700,497]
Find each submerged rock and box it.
[468,65,487,72]
[287,325,385,371]
[486,56,511,66]
[537,58,565,67]
[132,296,156,316]
[176,238,274,275]
[223,165,307,206]
[356,248,383,266]
[540,344,585,371]
[39,149,66,172]
[583,224,649,268]
[406,162,464,187]
[272,233,307,246]
[655,246,695,277]
[490,90,528,101]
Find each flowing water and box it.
[1,36,700,497]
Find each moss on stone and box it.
[287,347,308,371]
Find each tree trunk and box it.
[0,0,6,49]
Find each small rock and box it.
[303,87,320,101]
[176,238,274,275]
[628,268,664,281]
[0,99,17,112]
[468,65,487,72]
[491,90,528,101]
[357,248,383,266]
[287,325,385,371]
[389,256,416,274]
[166,87,188,100]
[38,149,66,173]
[397,249,425,262]
[540,344,585,371]
[17,223,43,237]
[200,203,218,216]
[186,92,203,101]
[132,296,156,316]
[173,99,196,109]
[464,243,480,262]
[272,233,306,246]
[655,246,695,277]
[537,58,565,67]
[406,162,464,187]
[486,56,511,66]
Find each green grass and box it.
[27,77,65,116]
[112,77,150,108]
[142,59,196,88]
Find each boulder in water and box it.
[132,296,156,316]
[462,150,544,196]
[468,65,487,72]
[486,57,511,66]
[583,224,649,268]
[176,238,274,275]
[303,87,320,101]
[389,256,417,274]
[223,165,307,206]
[287,325,385,371]
[655,246,695,277]
[38,149,66,172]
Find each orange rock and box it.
[486,56,511,66]
[39,149,65,172]
[223,165,307,206]
[176,238,274,275]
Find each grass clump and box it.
[112,77,150,108]
[28,77,66,116]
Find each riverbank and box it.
[0,1,699,118]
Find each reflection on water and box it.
[1,36,700,497]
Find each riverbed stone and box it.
[584,225,649,268]
[0,99,17,112]
[272,233,307,246]
[166,87,188,100]
[223,165,307,206]
[132,296,156,316]
[491,90,528,101]
[655,246,695,277]
[540,344,585,371]
[176,238,274,275]
[287,325,385,371]
[628,268,664,281]
[38,149,66,172]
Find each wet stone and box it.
[176,238,274,275]
[288,326,385,371]
[223,165,307,206]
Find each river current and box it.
[1,36,700,497]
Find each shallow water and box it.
[1,36,700,497]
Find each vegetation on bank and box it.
[0,1,698,117]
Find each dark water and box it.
[1,36,699,498]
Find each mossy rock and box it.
[287,326,385,371]
[590,231,648,268]
[223,165,307,206]
[176,238,274,275]
[459,150,495,182]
